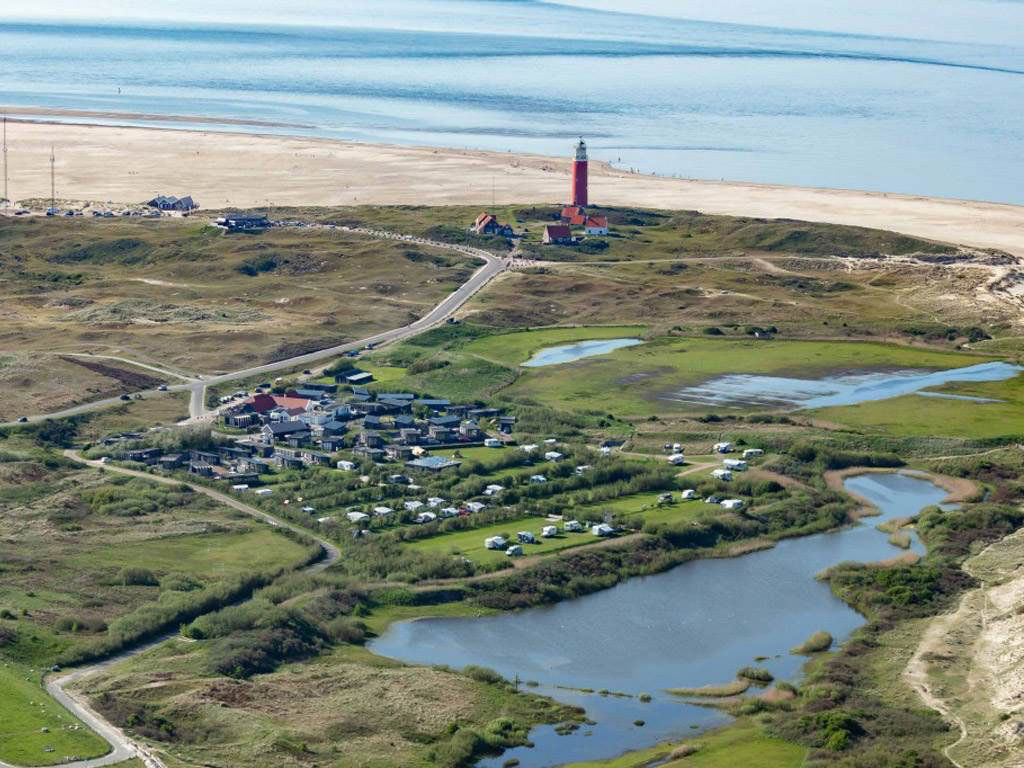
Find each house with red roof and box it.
[239,393,314,415]
[543,224,574,245]
[471,212,512,236]
[584,216,609,235]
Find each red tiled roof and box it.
[244,393,312,414]
[569,214,586,226]
[544,224,572,239]
[586,216,608,228]
[474,211,493,227]
[560,206,584,220]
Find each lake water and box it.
[522,338,644,367]
[665,361,1021,410]
[2,1,1024,203]
[370,472,948,766]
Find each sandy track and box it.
[3,117,1024,258]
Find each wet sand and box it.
[3,112,1024,257]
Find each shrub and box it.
[737,666,774,683]
[463,665,506,685]
[119,567,159,587]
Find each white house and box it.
[711,469,733,481]
[584,215,609,235]
[346,511,369,523]
[721,499,745,511]
[667,453,686,466]
[592,523,614,537]
[541,525,558,538]
[713,442,734,454]
[485,535,508,550]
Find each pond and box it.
[370,473,949,767]
[522,338,644,367]
[664,360,1021,409]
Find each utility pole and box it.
[2,115,7,206]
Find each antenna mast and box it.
[2,115,7,205]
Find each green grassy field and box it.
[0,662,109,766]
[811,375,1024,438]
[502,335,992,417]
[407,516,594,565]
[463,325,649,366]
[572,491,705,526]
[561,720,806,768]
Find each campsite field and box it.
[0,661,109,766]
[407,516,594,565]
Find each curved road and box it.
[0,453,342,768]
[3,225,507,426]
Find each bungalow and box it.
[386,445,414,462]
[406,455,461,472]
[262,421,311,443]
[124,448,161,464]
[398,427,422,445]
[224,412,259,429]
[427,426,454,443]
[189,461,214,477]
[378,392,415,401]
[471,212,513,236]
[301,382,338,394]
[543,224,574,245]
[421,401,453,414]
[459,420,482,440]
[363,415,385,431]
[321,419,348,437]
[498,416,517,434]
[358,431,384,448]
[147,194,197,211]
[158,453,186,470]
[379,398,412,413]
[288,388,331,401]
[345,371,374,385]
[584,216,609,235]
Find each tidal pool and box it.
[522,338,644,367]
[664,360,1020,409]
[370,473,948,767]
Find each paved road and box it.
[2,226,506,426]
[0,453,343,768]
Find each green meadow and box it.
[499,335,993,417]
[0,662,108,766]
[811,375,1024,438]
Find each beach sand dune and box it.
[4,115,1024,258]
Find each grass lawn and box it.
[463,325,649,366]
[65,528,309,580]
[572,491,705,526]
[0,662,109,766]
[407,516,594,565]
[501,335,994,417]
[561,720,806,768]
[431,445,510,462]
[811,375,1024,438]
[76,392,190,442]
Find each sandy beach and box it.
[4,113,1024,258]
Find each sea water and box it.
[1,0,1023,203]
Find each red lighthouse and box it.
[571,137,588,208]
